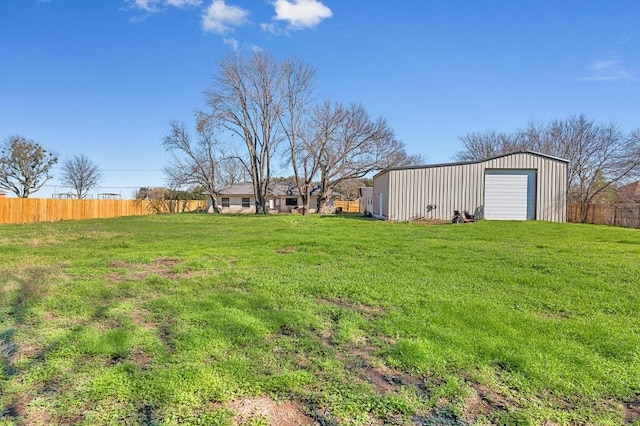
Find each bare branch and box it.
[59,154,101,198]
[162,120,221,211]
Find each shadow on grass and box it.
[0,268,80,421]
[2,267,54,380]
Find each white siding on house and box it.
[219,196,255,213]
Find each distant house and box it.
[0,190,6,198]
[209,181,341,213]
[617,181,640,203]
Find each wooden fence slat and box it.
[568,202,640,229]
[334,200,361,213]
[0,198,207,224]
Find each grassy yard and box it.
[1,214,639,425]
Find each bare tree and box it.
[454,130,519,161]
[59,154,101,199]
[0,135,58,198]
[523,116,640,222]
[134,186,201,214]
[199,51,287,214]
[162,120,220,212]
[456,115,640,222]
[307,102,409,213]
[280,57,317,214]
[333,178,371,201]
[218,156,250,187]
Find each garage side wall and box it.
[372,171,390,219]
[386,163,484,222]
[379,152,567,222]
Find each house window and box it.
[221,197,230,208]
[285,197,298,207]
[242,198,250,208]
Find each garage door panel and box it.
[484,170,536,220]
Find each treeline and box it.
[163,51,422,214]
[0,136,101,199]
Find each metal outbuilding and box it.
[372,151,568,222]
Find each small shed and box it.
[358,187,373,216]
[372,150,568,222]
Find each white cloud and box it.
[260,22,286,35]
[202,0,249,34]
[165,0,202,7]
[129,0,157,12]
[581,59,634,81]
[272,0,332,29]
[223,38,262,53]
[128,0,201,13]
[223,37,239,51]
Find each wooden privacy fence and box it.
[568,203,640,228]
[333,200,361,213]
[0,198,207,224]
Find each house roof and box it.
[617,181,640,202]
[374,150,570,178]
[216,182,255,196]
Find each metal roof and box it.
[374,150,570,178]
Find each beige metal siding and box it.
[388,162,484,222]
[378,152,567,222]
[372,171,390,218]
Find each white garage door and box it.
[484,170,536,220]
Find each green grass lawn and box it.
[1,214,639,425]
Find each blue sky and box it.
[1,0,638,198]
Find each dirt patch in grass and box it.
[624,396,640,424]
[343,343,423,395]
[314,297,421,399]
[21,235,63,247]
[463,382,514,424]
[4,394,34,422]
[159,325,175,353]
[131,307,155,330]
[106,258,209,284]
[318,297,386,317]
[318,313,422,398]
[131,349,153,370]
[4,387,56,425]
[535,310,571,320]
[227,396,314,425]
[276,246,298,254]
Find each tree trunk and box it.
[579,200,589,223]
[208,194,219,214]
[317,173,333,214]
